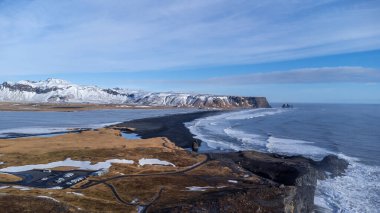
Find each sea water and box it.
[0,108,197,138]
[185,104,380,213]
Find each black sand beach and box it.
[111,110,350,212]
[112,110,222,148]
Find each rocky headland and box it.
[0,111,348,213]
[112,111,349,213]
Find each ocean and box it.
[185,104,380,212]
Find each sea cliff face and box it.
[114,112,349,213]
[0,79,270,109]
[148,152,348,213]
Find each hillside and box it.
[0,78,270,108]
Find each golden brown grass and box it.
[0,173,23,182]
[0,128,245,213]
[0,128,181,155]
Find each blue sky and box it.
[0,0,379,103]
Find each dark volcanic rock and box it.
[112,111,349,213]
[313,155,349,179]
[1,82,61,94]
[208,152,317,213]
[150,151,348,213]
[153,187,300,213]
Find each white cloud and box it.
[203,67,380,84]
[0,0,379,75]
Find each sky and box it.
[0,0,379,103]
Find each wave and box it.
[223,128,267,149]
[185,108,287,151]
[224,108,287,120]
[265,136,380,212]
[315,157,380,212]
[185,108,379,212]
[186,120,243,151]
[266,136,333,161]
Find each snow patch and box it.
[37,195,60,202]
[0,158,134,173]
[67,192,84,196]
[185,185,227,191]
[48,186,63,190]
[0,186,9,189]
[138,158,175,167]
[12,186,31,191]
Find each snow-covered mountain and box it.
[0,78,270,108]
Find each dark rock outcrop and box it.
[207,152,317,213]
[150,151,348,213]
[112,111,349,213]
[153,187,300,213]
[1,82,61,94]
[312,154,349,179]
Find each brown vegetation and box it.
[0,173,23,182]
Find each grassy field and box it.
[0,128,236,212]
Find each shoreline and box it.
[111,110,350,211]
[0,109,350,212]
[111,110,223,148]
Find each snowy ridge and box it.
[0,78,270,108]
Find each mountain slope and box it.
[0,78,270,108]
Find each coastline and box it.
[0,109,349,212]
[111,110,349,212]
[111,110,222,148]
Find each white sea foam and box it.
[263,135,380,211]
[315,160,380,213]
[266,136,333,160]
[224,128,266,148]
[186,120,241,151]
[185,107,379,212]
[265,136,380,212]
[224,108,286,120]
[185,108,287,152]
[0,158,134,172]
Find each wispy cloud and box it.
[0,0,379,75]
[202,67,380,84]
